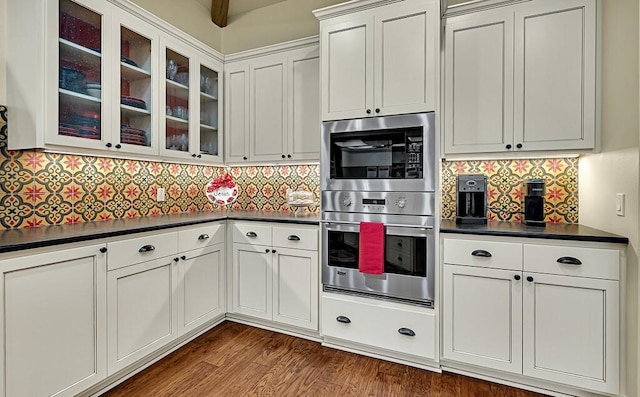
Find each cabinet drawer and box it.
[523,244,620,280]
[444,239,522,271]
[107,232,178,271]
[272,226,318,251]
[321,294,435,360]
[233,223,272,246]
[178,223,225,252]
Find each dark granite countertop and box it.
[440,219,628,244]
[0,211,320,254]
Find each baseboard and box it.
[225,315,322,343]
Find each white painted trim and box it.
[312,0,404,20]
[443,0,531,18]
[224,36,319,63]
[226,316,322,342]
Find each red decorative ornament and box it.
[205,173,238,205]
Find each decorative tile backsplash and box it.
[0,106,319,229]
[441,158,579,223]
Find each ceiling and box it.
[194,0,289,20]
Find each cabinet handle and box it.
[139,244,155,253]
[197,154,202,158]
[105,142,112,148]
[181,255,187,260]
[366,109,372,114]
[192,153,197,158]
[246,231,257,238]
[265,249,270,253]
[288,235,300,241]
[174,257,179,262]
[398,328,415,337]
[287,154,292,159]
[272,249,277,253]
[526,276,534,282]
[516,143,523,149]
[557,256,582,265]
[514,275,521,281]
[99,247,107,253]
[115,144,122,149]
[375,108,380,114]
[471,250,492,258]
[243,156,248,160]
[506,144,512,149]
[336,316,351,324]
[198,234,210,240]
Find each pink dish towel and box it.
[358,222,385,275]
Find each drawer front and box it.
[523,244,620,280]
[444,239,523,271]
[179,223,225,252]
[233,223,272,246]
[108,232,178,271]
[272,226,318,251]
[321,294,435,360]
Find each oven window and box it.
[327,230,427,277]
[329,127,423,180]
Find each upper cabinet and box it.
[7,0,223,163]
[444,0,597,156]
[315,0,437,121]
[224,41,320,163]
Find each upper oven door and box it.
[321,112,436,192]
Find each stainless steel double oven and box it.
[321,112,436,306]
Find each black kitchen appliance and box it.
[523,178,546,226]
[456,174,487,224]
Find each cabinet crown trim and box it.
[225,36,319,63]
[313,0,405,20]
[443,0,531,18]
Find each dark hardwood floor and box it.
[102,321,548,397]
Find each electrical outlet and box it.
[616,193,625,216]
[157,188,166,202]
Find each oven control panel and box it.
[362,198,386,212]
[322,191,435,217]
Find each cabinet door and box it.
[273,247,318,330]
[113,11,159,156]
[50,0,113,151]
[287,46,320,161]
[249,54,287,162]
[1,244,107,397]
[107,256,178,374]
[197,54,223,162]
[443,265,522,374]
[522,273,619,395]
[224,61,250,162]
[374,0,436,116]
[320,16,374,121]
[178,244,225,335]
[513,0,596,151]
[232,243,272,320]
[444,8,514,154]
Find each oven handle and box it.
[321,220,433,230]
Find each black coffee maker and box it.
[456,174,487,224]
[523,178,546,226]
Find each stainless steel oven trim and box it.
[321,221,435,304]
[321,112,436,192]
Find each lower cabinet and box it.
[442,236,622,395]
[1,244,107,397]
[107,256,179,374]
[232,243,272,320]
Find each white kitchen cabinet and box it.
[443,0,596,155]
[316,0,437,121]
[443,264,522,374]
[224,40,320,163]
[230,222,319,331]
[0,244,107,397]
[442,236,622,395]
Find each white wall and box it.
[579,0,639,395]
[0,0,6,104]
[221,0,345,54]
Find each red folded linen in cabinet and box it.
[358,222,384,275]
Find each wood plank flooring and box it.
[102,322,548,397]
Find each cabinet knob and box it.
[197,154,202,158]
[243,156,248,160]
[506,144,512,149]
[139,244,155,253]
[265,249,270,253]
[192,153,197,158]
[398,327,415,337]
[287,154,292,158]
[281,154,286,159]
[375,108,380,114]
[526,276,534,282]
[471,249,492,258]
[397,256,403,262]
[181,255,186,260]
[397,242,402,248]
[106,142,112,148]
[174,257,180,262]
[366,109,372,114]
[516,143,523,149]
[336,316,351,324]
[115,144,122,149]
[272,249,277,253]
[514,275,521,281]
[99,247,107,253]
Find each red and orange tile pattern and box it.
[441,158,579,223]
[0,106,320,229]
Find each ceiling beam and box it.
[211,0,229,28]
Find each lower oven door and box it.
[322,221,435,305]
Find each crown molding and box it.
[443,0,530,18]
[312,0,404,20]
[224,36,319,63]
